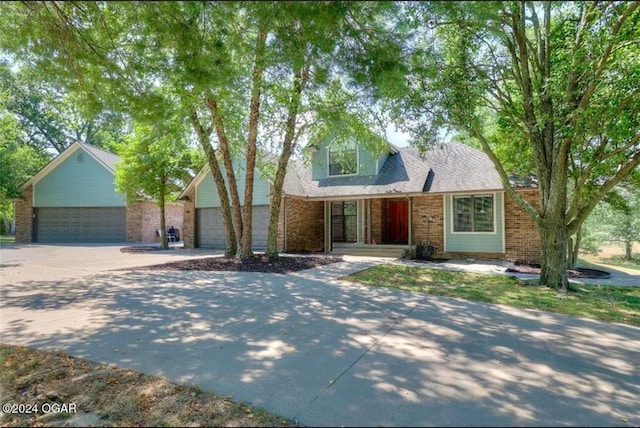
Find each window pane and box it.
[331,201,357,243]
[474,196,494,232]
[343,202,357,215]
[328,146,357,175]
[331,202,344,215]
[453,197,471,232]
[344,216,357,242]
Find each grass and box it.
[588,254,640,271]
[0,344,297,427]
[0,235,15,244]
[345,265,640,327]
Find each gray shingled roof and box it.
[283,142,510,199]
[402,143,503,193]
[78,142,121,172]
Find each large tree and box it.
[0,61,125,154]
[0,1,399,258]
[399,1,640,290]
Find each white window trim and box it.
[327,142,359,177]
[450,192,498,235]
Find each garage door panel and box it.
[196,206,269,249]
[36,207,126,243]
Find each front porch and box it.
[331,243,408,258]
[324,198,414,257]
[282,194,444,258]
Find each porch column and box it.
[408,197,413,251]
[357,199,363,244]
[324,201,331,253]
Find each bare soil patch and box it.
[125,255,343,273]
[506,264,611,279]
[0,344,296,427]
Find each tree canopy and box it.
[396,1,640,290]
[0,1,401,257]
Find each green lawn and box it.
[0,235,15,244]
[345,265,640,327]
[593,255,640,271]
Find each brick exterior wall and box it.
[283,197,324,252]
[127,200,184,243]
[505,189,541,263]
[182,187,196,249]
[277,197,285,251]
[409,191,542,263]
[370,199,382,243]
[411,195,444,253]
[14,185,33,243]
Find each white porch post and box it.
[357,199,363,244]
[324,201,331,253]
[408,197,412,251]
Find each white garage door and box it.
[35,207,126,243]
[196,206,270,249]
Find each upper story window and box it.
[453,195,494,232]
[328,141,358,176]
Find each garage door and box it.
[35,207,126,243]
[196,206,270,249]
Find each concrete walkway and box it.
[1,248,639,427]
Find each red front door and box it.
[389,201,408,243]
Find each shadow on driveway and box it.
[1,270,639,426]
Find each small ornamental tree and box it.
[115,120,198,249]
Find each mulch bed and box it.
[506,264,611,279]
[126,255,343,273]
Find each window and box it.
[453,195,494,232]
[328,141,357,176]
[331,201,357,242]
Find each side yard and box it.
[345,265,640,326]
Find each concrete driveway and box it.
[1,245,639,426]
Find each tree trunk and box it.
[1,206,10,235]
[265,61,310,258]
[625,240,633,261]
[538,217,569,292]
[159,184,168,250]
[567,225,582,269]
[239,24,267,260]
[207,98,243,254]
[10,201,16,235]
[190,111,237,257]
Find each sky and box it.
[385,126,411,147]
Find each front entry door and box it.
[389,201,408,243]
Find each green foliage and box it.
[0,94,51,199]
[114,119,197,205]
[0,60,126,154]
[584,186,640,259]
[391,1,640,288]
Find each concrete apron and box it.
[1,263,639,427]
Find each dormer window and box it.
[328,141,358,176]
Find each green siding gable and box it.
[34,148,125,207]
[195,163,271,208]
[311,138,390,179]
[444,192,504,253]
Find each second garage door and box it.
[35,207,126,243]
[196,205,270,249]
